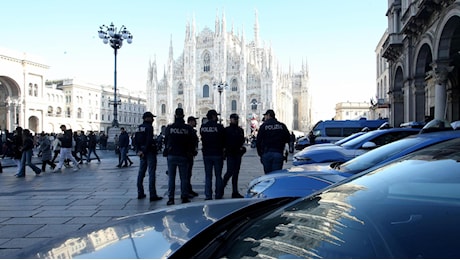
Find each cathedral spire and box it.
[215,8,220,35]
[186,20,190,40]
[192,13,196,41]
[169,35,173,61]
[222,9,226,36]
[254,9,260,48]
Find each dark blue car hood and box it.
[12,199,264,259]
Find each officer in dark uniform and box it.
[136,111,163,202]
[223,113,246,198]
[163,108,197,205]
[186,116,199,197]
[256,109,290,174]
[200,109,226,200]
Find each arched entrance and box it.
[28,116,39,134]
[391,66,405,127]
[414,43,433,121]
[437,15,460,121]
[0,76,21,131]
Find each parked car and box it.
[295,130,366,150]
[247,130,460,198]
[13,138,460,258]
[292,127,420,166]
[308,118,388,144]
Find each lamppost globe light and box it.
[98,22,133,128]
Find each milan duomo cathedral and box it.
[146,11,312,136]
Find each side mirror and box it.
[361,141,377,149]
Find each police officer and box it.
[186,116,199,197]
[136,111,163,202]
[256,109,290,174]
[200,109,226,200]
[223,113,245,198]
[163,108,197,205]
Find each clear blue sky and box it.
[1,0,388,122]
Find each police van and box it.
[309,118,388,144]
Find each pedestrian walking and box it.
[256,109,290,174]
[11,127,23,176]
[99,132,108,150]
[223,113,246,198]
[38,132,56,172]
[54,125,80,172]
[86,131,101,163]
[163,108,198,205]
[135,112,163,202]
[186,116,199,197]
[114,134,119,155]
[16,129,41,177]
[200,109,226,200]
[289,131,296,153]
[117,127,130,168]
[75,132,88,163]
[51,135,61,164]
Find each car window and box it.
[368,131,416,146]
[339,137,421,172]
[340,131,377,148]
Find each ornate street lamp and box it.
[98,23,133,127]
[213,80,228,124]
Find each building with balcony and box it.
[0,47,146,134]
[372,30,391,121]
[382,0,460,126]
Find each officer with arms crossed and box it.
[135,112,163,202]
[256,109,290,174]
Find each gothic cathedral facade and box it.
[146,11,312,136]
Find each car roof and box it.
[340,127,420,148]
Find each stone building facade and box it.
[382,0,460,126]
[146,11,312,136]
[0,47,146,134]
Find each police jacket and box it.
[256,118,290,156]
[118,131,130,148]
[164,118,196,157]
[200,120,226,157]
[224,124,245,157]
[136,121,156,154]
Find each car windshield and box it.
[339,130,377,148]
[215,138,460,259]
[333,132,364,145]
[336,136,422,172]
